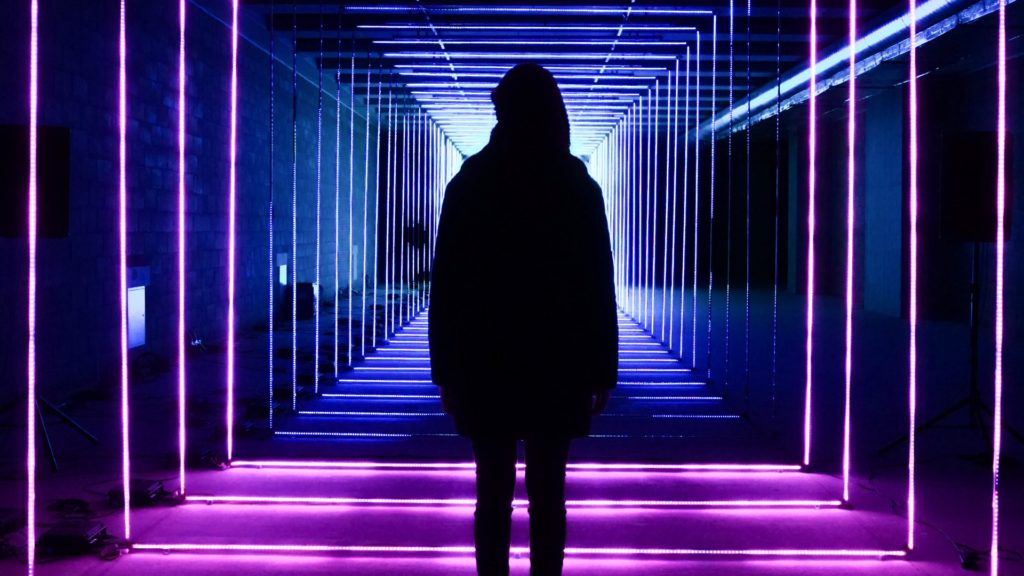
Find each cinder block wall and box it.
[0,1,370,402]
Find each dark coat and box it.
[428,129,618,439]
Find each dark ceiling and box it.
[240,1,914,154]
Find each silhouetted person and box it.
[429,63,618,576]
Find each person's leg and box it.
[472,437,518,576]
[523,437,571,576]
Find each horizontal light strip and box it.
[387,52,680,61]
[618,381,706,386]
[345,6,713,15]
[363,26,697,32]
[619,368,691,373]
[651,414,742,419]
[230,460,803,472]
[624,396,722,401]
[321,393,440,399]
[298,411,446,417]
[335,379,433,384]
[273,431,458,438]
[184,495,843,508]
[132,543,907,558]
[377,40,689,47]
[412,90,639,97]
[395,64,669,72]
[401,72,653,81]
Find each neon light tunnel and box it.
[9,0,1019,573]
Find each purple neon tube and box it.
[27,0,39,570]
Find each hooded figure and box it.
[429,63,618,576]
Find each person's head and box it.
[490,63,570,152]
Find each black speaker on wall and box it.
[940,131,1014,243]
[0,124,71,238]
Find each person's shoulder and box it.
[563,155,602,198]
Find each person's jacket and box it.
[429,127,618,439]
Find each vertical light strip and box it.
[333,15,341,377]
[26,0,39,570]
[313,9,323,394]
[771,0,782,422]
[843,0,857,504]
[118,0,132,539]
[226,0,239,462]
[679,48,691,361]
[644,88,653,332]
[268,0,276,429]
[624,110,628,317]
[706,16,719,380]
[671,60,679,352]
[177,0,187,491]
[362,64,372,358]
[643,89,651,332]
[744,0,753,409]
[804,0,818,468]
[725,0,735,391]
[991,0,1006,572]
[372,73,383,348]
[656,74,664,344]
[691,31,702,367]
[663,72,673,347]
[399,111,406,325]
[347,53,355,364]
[384,88,393,341]
[290,8,298,410]
[907,0,919,549]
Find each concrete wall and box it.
[0,1,373,403]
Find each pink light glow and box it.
[230,460,802,472]
[991,1,1006,573]
[27,0,38,571]
[184,495,843,509]
[131,543,907,558]
[226,0,239,463]
[118,0,132,541]
[803,0,817,469]
[907,0,919,552]
[178,0,187,497]
[843,0,856,505]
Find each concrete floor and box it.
[1,288,1021,575]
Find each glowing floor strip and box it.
[230,460,803,472]
[354,367,432,372]
[618,368,691,373]
[273,431,458,439]
[652,414,742,420]
[299,411,446,417]
[322,394,440,400]
[364,357,686,365]
[132,543,905,558]
[184,495,843,509]
[334,379,433,384]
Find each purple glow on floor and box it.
[131,543,907,558]
[184,495,843,509]
[229,460,803,472]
